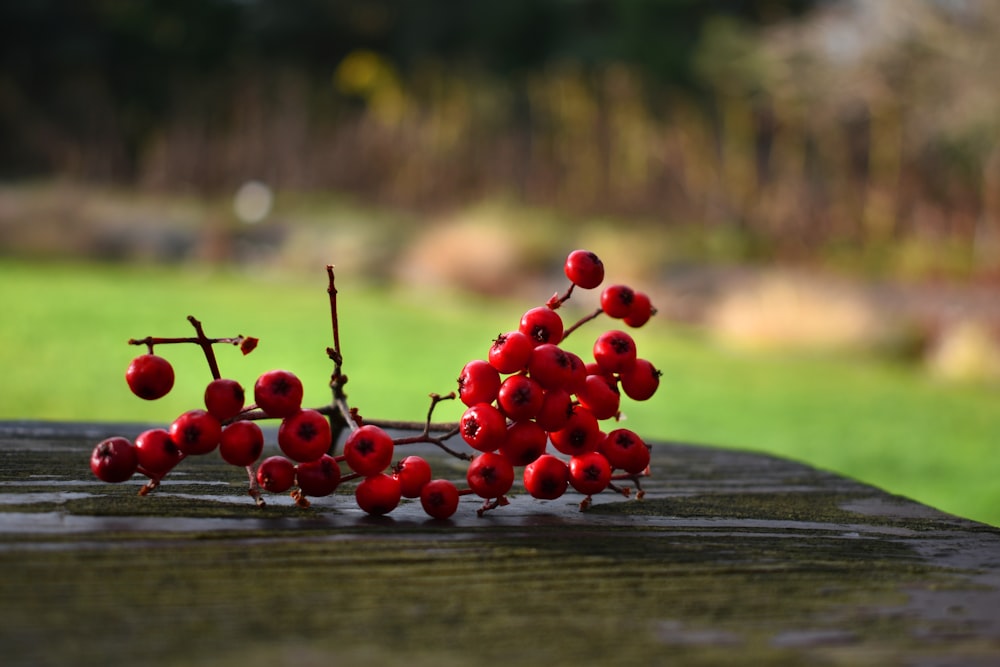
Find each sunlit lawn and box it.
[1,259,997,526]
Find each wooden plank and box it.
[1,420,999,666]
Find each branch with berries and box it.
[90,250,662,519]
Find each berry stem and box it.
[561,307,603,341]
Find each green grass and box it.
[1,259,998,526]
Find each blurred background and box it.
[1,0,997,524]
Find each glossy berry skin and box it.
[355,473,402,516]
[278,409,332,463]
[619,358,661,401]
[569,452,612,496]
[253,369,303,418]
[593,329,637,374]
[602,428,651,474]
[90,437,138,483]
[519,306,564,346]
[256,455,295,493]
[497,374,544,422]
[204,378,245,421]
[624,291,654,328]
[420,479,460,519]
[600,284,635,319]
[169,409,222,456]
[576,374,621,421]
[523,454,569,500]
[343,424,395,476]
[460,403,508,453]
[528,343,575,390]
[500,419,548,466]
[457,359,502,407]
[219,421,265,467]
[488,331,534,374]
[549,405,602,456]
[394,455,433,498]
[295,454,341,497]
[564,249,605,289]
[125,354,175,400]
[466,452,516,499]
[134,428,183,476]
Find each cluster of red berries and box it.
[90,250,660,520]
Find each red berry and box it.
[253,369,303,418]
[549,405,602,456]
[602,428,650,474]
[257,455,295,493]
[488,331,534,374]
[420,479,460,520]
[576,374,621,420]
[497,374,544,421]
[355,473,402,516]
[466,452,516,499]
[169,409,222,456]
[457,359,502,407]
[519,306,564,346]
[460,403,508,453]
[623,291,654,328]
[278,409,332,463]
[204,378,245,421]
[90,436,138,483]
[125,354,175,400]
[523,454,569,500]
[593,329,637,374]
[343,424,395,476]
[569,452,612,496]
[528,343,574,390]
[533,388,574,433]
[134,428,183,476]
[500,419,548,466]
[619,358,661,401]
[600,284,635,319]
[564,250,605,289]
[219,420,265,466]
[394,455,433,499]
[295,454,342,497]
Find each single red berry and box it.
[533,388,574,433]
[569,451,612,496]
[500,419,548,466]
[125,354,175,400]
[576,374,621,420]
[528,343,574,390]
[169,409,222,456]
[204,378,245,421]
[549,405,602,456]
[278,408,332,463]
[488,331,534,374]
[90,436,138,483]
[457,359,502,407]
[619,358,661,401]
[420,479,460,520]
[134,428,183,476]
[253,369,303,418]
[564,249,605,289]
[523,454,569,500]
[497,374,544,421]
[593,329,637,374]
[600,284,635,319]
[256,455,295,493]
[219,420,265,467]
[343,424,395,476]
[623,291,654,328]
[394,455,433,499]
[295,454,341,497]
[466,451,516,499]
[602,428,651,474]
[355,473,402,516]
[460,403,508,453]
[519,306,564,346]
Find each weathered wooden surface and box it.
[1,420,999,667]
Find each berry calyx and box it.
[564,250,605,289]
[523,454,569,500]
[219,420,265,466]
[204,378,245,421]
[253,369,303,418]
[343,424,395,476]
[355,473,402,516]
[257,455,295,493]
[125,354,175,400]
[90,437,138,483]
[169,409,222,456]
[420,479,460,519]
[278,408,332,463]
